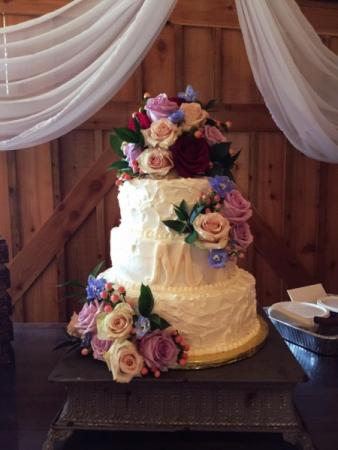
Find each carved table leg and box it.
[42,427,74,450]
[283,429,316,450]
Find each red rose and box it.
[128,112,152,131]
[169,97,186,107]
[171,134,210,177]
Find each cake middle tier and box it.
[110,227,237,287]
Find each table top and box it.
[49,312,307,386]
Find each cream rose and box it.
[137,148,174,176]
[142,118,180,149]
[180,102,208,131]
[193,212,230,249]
[97,303,133,341]
[104,339,144,383]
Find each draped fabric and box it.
[0,0,176,150]
[235,0,338,163]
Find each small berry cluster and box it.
[99,283,127,312]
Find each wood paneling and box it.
[0,0,338,321]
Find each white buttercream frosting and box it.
[105,177,258,357]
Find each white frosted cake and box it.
[102,177,260,359]
[67,86,267,383]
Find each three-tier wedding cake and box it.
[66,86,267,382]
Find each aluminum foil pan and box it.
[265,308,338,356]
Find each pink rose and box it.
[193,212,230,249]
[145,93,178,122]
[222,190,252,224]
[137,148,174,176]
[142,118,180,149]
[97,302,134,341]
[75,300,103,337]
[91,334,112,361]
[104,340,144,383]
[231,222,253,249]
[139,329,179,371]
[204,125,227,146]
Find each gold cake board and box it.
[186,315,269,369]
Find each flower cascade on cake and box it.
[162,175,253,267]
[108,85,238,182]
[65,276,189,383]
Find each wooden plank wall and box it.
[0,0,338,321]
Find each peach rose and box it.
[193,212,230,249]
[97,303,133,341]
[142,118,180,149]
[137,148,174,176]
[180,102,208,131]
[104,339,144,383]
[67,312,81,338]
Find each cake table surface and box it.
[43,313,315,450]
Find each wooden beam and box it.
[9,147,115,306]
[251,207,316,288]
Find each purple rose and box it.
[122,143,143,173]
[221,190,252,224]
[76,300,103,337]
[231,222,253,249]
[204,125,227,146]
[145,93,178,122]
[138,329,179,371]
[91,334,112,361]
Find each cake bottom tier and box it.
[101,266,261,359]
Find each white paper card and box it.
[287,283,327,303]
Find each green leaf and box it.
[209,142,231,162]
[57,280,86,289]
[204,99,216,111]
[115,127,140,143]
[107,160,129,171]
[138,284,155,317]
[90,260,105,277]
[206,162,225,177]
[148,313,171,330]
[185,230,198,245]
[109,134,124,157]
[173,201,189,221]
[189,204,205,225]
[162,220,188,233]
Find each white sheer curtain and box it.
[236,0,338,163]
[0,0,176,151]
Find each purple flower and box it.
[168,109,184,124]
[144,93,178,122]
[222,190,252,224]
[122,143,143,173]
[208,176,235,197]
[76,300,103,336]
[208,249,229,268]
[91,334,112,361]
[139,329,179,371]
[178,85,198,102]
[135,315,151,339]
[86,275,106,301]
[231,222,253,250]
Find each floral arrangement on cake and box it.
[163,175,253,267]
[108,85,239,182]
[62,270,189,383]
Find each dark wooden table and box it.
[1,319,338,450]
